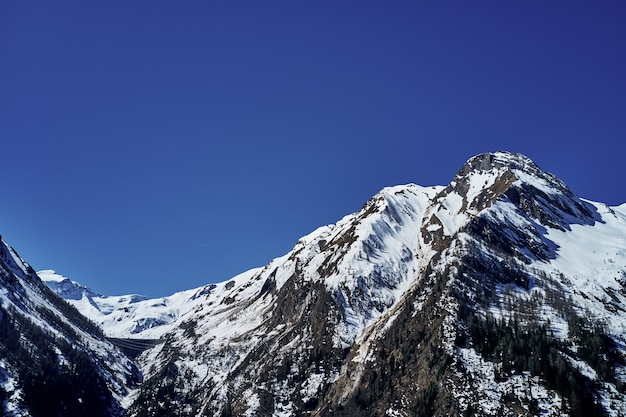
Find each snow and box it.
[437,191,468,235]
[37,269,67,282]
[385,408,404,417]
[455,347,564,416]
[0,360,28,417]
[321,185,440,349]
[300,373,325,402]
[40,268,268,339]
[464,171,495,204]
[529,200,626,340]
[511,170,555,195]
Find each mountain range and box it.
[2,151,626,416]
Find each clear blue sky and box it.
[1,1,624,297]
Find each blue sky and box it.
[1,1,624,297]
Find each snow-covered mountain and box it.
[39,269,209,339]
[0,238,139,416]
[121,151,624,416]
[12,151,626,416]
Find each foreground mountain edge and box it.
[2,151,626,416]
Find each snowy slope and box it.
[122,183,445,416]
[0,238,139,416]
[437,152,626,416]
[40,269,211,338]
[531,200,626,337]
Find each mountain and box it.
[16,151,626,416]
[0,238,140,416]
[39,270,208,339]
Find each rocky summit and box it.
[4,151,626,416]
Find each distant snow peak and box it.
[39,269,98,300]
[37,269,67,282]
[39,269,203,338]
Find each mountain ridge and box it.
[13,151,626,416]
[0,236,140,416]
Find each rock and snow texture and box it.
[0,239,139,416]
[123,183,448,416]
[34,151,626,416]
[40,269,210,338]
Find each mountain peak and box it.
[38,269,100,300]
[419,151,599,257]
[457,151,541,178]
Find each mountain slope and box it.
[40,269,209,339]
[122,183,442,416]
[324,152,626,416]
[117,151,626,417]
[0,238,140,416]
